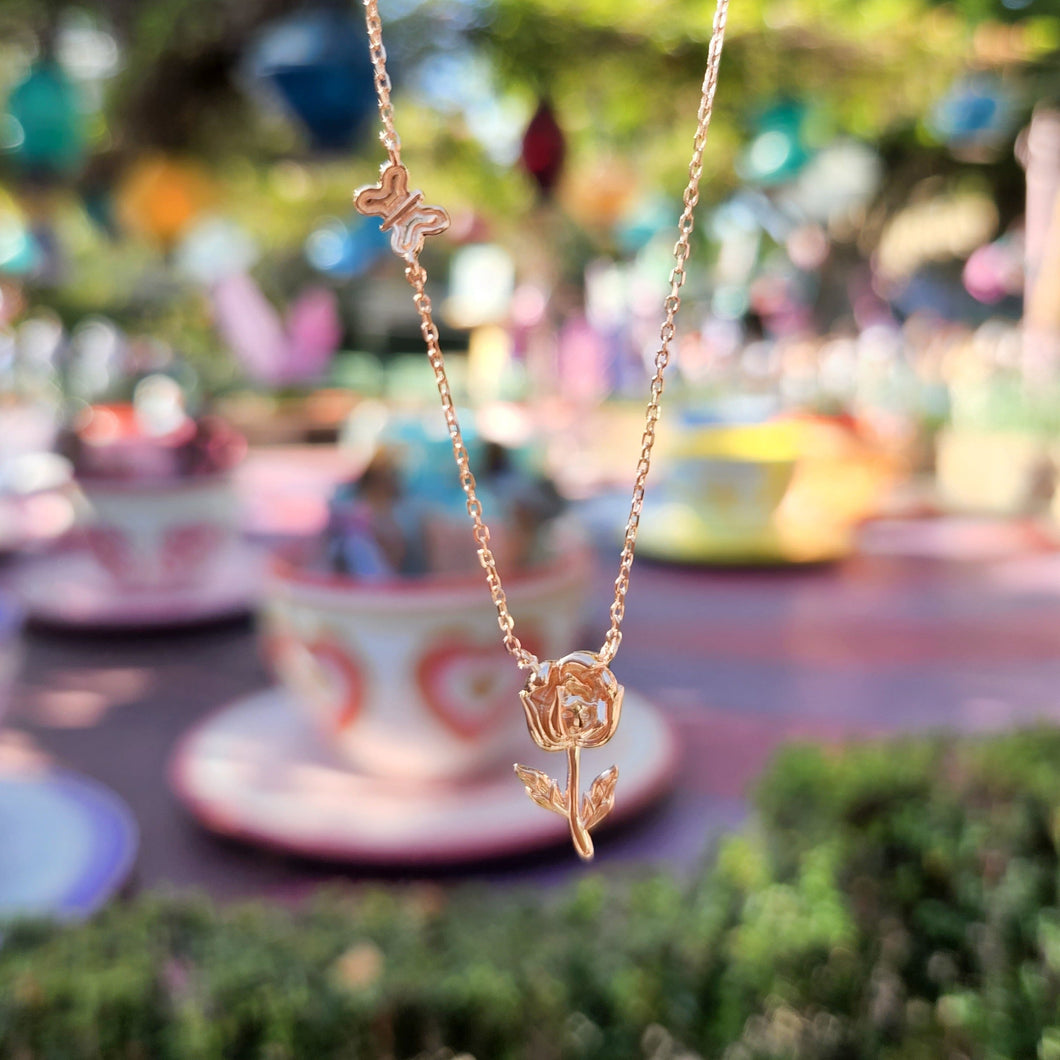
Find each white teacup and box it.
[80,474,240,591]
[260,543,592,782]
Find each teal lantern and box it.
[739,101,810,187]
[3,62,87,179]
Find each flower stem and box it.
[566,746,594,860]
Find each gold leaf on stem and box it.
[581,765,619,830]
[514,764,566,814]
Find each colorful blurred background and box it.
[2,0,1060,1056]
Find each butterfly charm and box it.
[353,162,450,260]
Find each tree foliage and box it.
[1,0,1055,165]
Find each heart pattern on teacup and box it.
[85,526,133,582]
[162,523,227,581]
[275,634,365,733]
[416,635,539,741]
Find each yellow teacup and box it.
[665,420,802,531]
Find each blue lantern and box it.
[245,8,379,152]
[930,77,1013,149]
[305,214,390,277]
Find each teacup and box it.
[664,421,801,531]
[80,474,240,591]
[260,542,592,782]
[68,403,245,591]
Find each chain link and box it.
[362,0,400,160]
[359,0,730,672]
[405,261,541,671]
[600,0,729,662]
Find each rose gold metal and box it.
[355,0,730,857]
[600,0,729,665]
[514,652,623,860]
[354,161,450,259]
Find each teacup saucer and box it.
[0,765,138,919]
[170,686,677,865]
[859,515,1057,561]
[16,546,262,631]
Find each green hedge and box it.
[6,728,1060,1059]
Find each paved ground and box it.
[6,508,1060,899]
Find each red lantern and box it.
[520,101,565,198]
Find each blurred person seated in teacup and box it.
[325,450,429,579]
[480,441,566,570]
[324,443,567,581]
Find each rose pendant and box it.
[514,651,623,860]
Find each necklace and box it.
[354,0,730,859]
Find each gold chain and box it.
[358,0,730,674]
[406,260,537,669]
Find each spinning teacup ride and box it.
[636,414,897,566]
[173,435,676,865]
[19,383,257,630]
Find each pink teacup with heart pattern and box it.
[261,541,591,782]
[80,475,241,591]
[66,404,245,591]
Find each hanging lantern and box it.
[930,76,1014,151]
[520,100,565,198]
[2,62,87,181]
[738,101,811,187]
[304,214,389,278]
[244,8,378,152]
[116,155,216,249]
